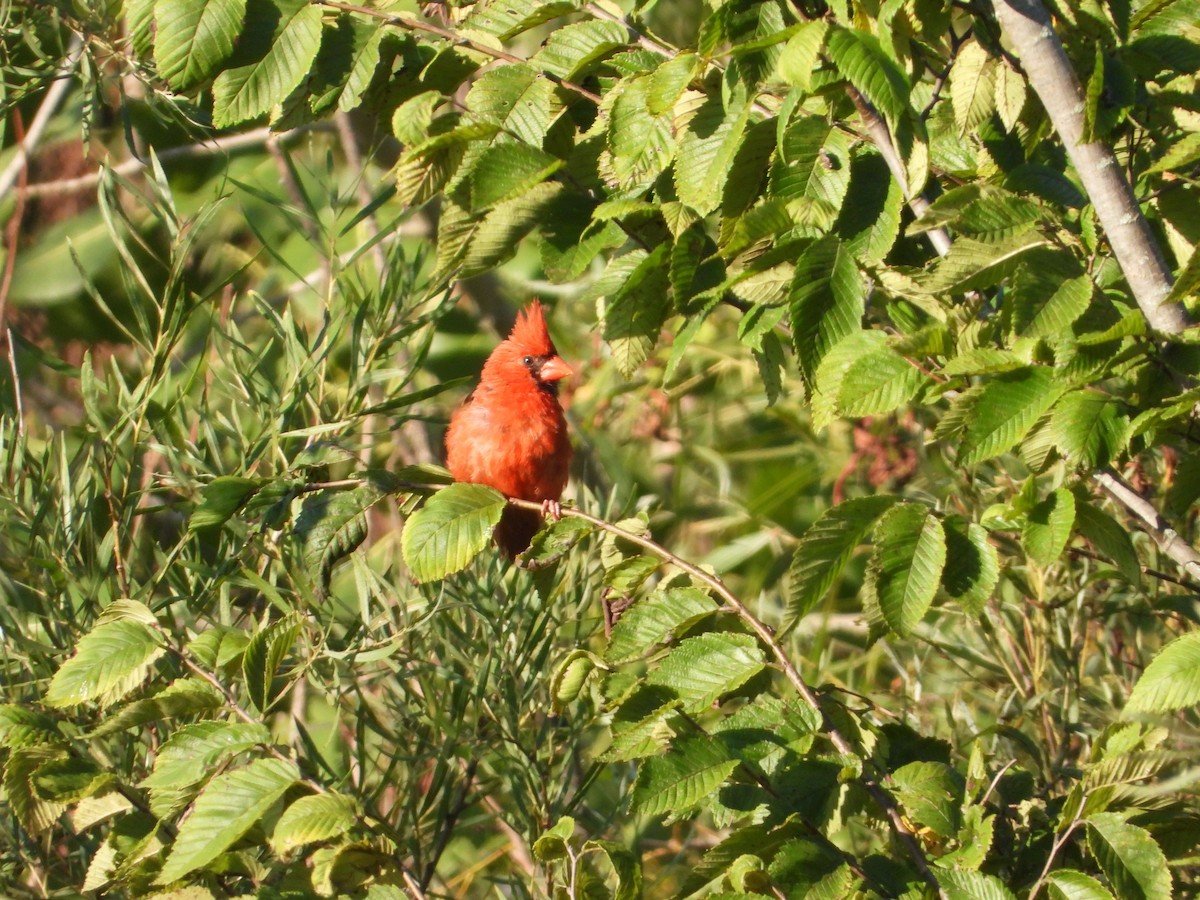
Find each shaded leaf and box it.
[401,484,507,582]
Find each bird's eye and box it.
[522,355,533,366]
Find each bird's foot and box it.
[540,499,562,521]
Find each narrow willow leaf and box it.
[891,761,963,838]
[154,0,247,92]
[90,679,224,737]
[1086,813,1171,900]
[1075,502,1140,585]
[45,619,164,708]
[950,41,997,135]
[784,495,899,630]
[467,143,563,211]
[530,19,626,80]
[1126,632,1200,713]
[190,475,263,531]
[835,345,927,417]
[941,519,999,615]
[1046,870,1116,900]
[871,503,946,636]
[465,63,557,146]
[156,757,299,884]
[674,88,753,216]
[606,587,717,664]
[788,235,863,388]
[401,484,507,582]
[243,615,303,713]
[631,736,739,818]
[825,26,911,126]
[645,633,766,713]
[1023,488,1076,566]
[1051,391,1128,471]
[211,0,322,127]
[272,792,357,854]
[957,367,1066,466]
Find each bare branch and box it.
[1092,468,1200,583]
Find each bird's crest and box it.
[508,300,556,356]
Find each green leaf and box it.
[788,235,864,389]
[391,91,443,146]
[957,367,1066,466]
[1046,870,1117,900]
[0,706,61,749]
[1126,632,1200,713]
[607,74,675,189]
[674,88,753,216]
[45,619,164,708]
[401,484,507,582]
[243,615,302,713]
[154,0,247,91]
[32,756,111,803]
[941,519,999,615]
[467,143,563,211]
[939,868,1018,900]
[392,123,498,209]
[777,20,827,89]
[648,52,699,114]
[190,475,263,532]
[552,650,606,708]
[306,14,384,115]
[950,41,996,135]
[1051,391,1128,471]
[3,746,70,835]
[606,587,717,664]
[923,232,1049,294]
[530,19,626,79]
[295,482,383,594]
[870,503,946,636]
[157,757,299,884]
[90,679,224,737]
[142,721,270,819]
[532,815,575,861]
[835,344,927,417]
[465,63,557,145]
[585,839,643,900]
[1086,812,1171,900]
[772,116,852,210]
[211,0,323,127]
[631,736,739,818]
[836,151,904,265]
[1014,274,1093,339]
[891,761,963,838]
[825,25,911,127]
[272,792,357,854]
[784,495,899,630]
[602,245,671,377]
[456,181,563,278]
[645,633,766,713]
[1023,488,1076,566]
[1075,502,1140,585]
[994,60,1026,130]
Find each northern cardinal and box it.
[445,301,573,557]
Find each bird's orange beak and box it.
[538,355,573,382]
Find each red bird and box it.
[445,301,573,557]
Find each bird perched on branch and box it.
[445,301,573,558]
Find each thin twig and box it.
[1093,467,1200,583]
[0,35,85,203]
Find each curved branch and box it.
[990,0,1191,333]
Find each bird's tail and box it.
[494,506,542,559]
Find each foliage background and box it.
[1,0,1200,897]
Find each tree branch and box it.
[1091,468,1200,583]
[990,0,1192,332]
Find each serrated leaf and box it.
[90,679,224,738]
[950,41,997,135]
[825,25,911,127]
[585,839,643,900]
[402,484,507,582]
[1086,813,1171,900]
[1015,274,1093,339]
[891,761,963,838]
[243,615,302,713]
[836,345,927,416]
[1023,488,1075,566]
[941,519,999,615]
[142,721,270,819]
[32,756,111,803]
[870,503,946,636]
[784,495,899,630]
[994,60,1026,131]
[391,91,443,146]
[211,0,322,127]
[772,116,852,209]
[1051,391,1128,471]
[4,746,70,834]
[467,142,563,210]
[1075,502,1140,585]
[940,868,1018,900]
[958,367,1066,466]
[0,706,61,749]
[392,123,498,209]
[674,88,753,216]
[602,244,671,377]
[456,181,563,278]
[1126,632,1200,713]
[631,736,739,818]
[154,0,247,92]
[465,63,557,146]
[530,19,626,79]
[608,74,675,188]
[836,150,904,265]
[648,52,698,114]
[45,619,164,708]
[272,792,357,854]
[1046,870,1116,900]
[157,757,299,884]
[306,15,384,115]
[788,235,864,389]
[777,20,827,89]
[606,587,717,664]
[645,633,766,713]
[295,483,382,594]
[923,232,1050,294]
[190,476,263,532]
